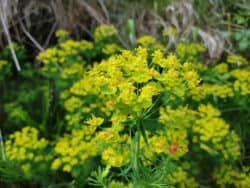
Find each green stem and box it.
[133,129,140,172]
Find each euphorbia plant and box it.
[2,25,250,187]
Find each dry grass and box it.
[0,0,247,69]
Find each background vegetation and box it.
[0,0,249,187]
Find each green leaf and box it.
[127,19,136,47]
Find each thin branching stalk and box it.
[18,17,45,52]
[43,22,58,48]
[98,0,110,23]
[77,0,106,24]
[0,0,21,71]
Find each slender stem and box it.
[132,129,140,187]
[142,94,162,119]
[0,0,21,71]
[18,17,45,52]
[220,107,246,112]
[0,129,6,160]
[98,0,110,23]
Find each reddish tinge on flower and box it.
[168,142,178,154]
[104,131,114,139]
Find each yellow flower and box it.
[21,164,31,173]
[55,29,68,38]
[5,127,49,163]
[212,63,229,73]
[0,60,8,70]
[94,25,118,42]
[64,96,83,112]
[101,146,130,167]
[102,43,122,55]
[137,35,164,51]
[86,115,104,127]
[227,54,248,65]
[62,164,72,173]
[51,158,62,170]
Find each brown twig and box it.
[0,0,21,71]
[77,0,106,25]
[18,17,45,52]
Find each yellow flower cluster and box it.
[137,35,165,51]
[5,127,49,161]
[65,47,202,129]
[0,60,11,80]
[187,54,250,100]
[198,83,234,100]
[0,60,7,70]
[55,29,69,38]
[162,27,178,37]
[214,165,250,188]
[159,106,197,131]
[159,104,241,161]
[152,51,180,68]
[4,26,249,186]
[94,24,118,42]
[166,166,198,188]
[184,61,250,101]
[212,63,229,74]
[227,54,248,66]
[37,38,93,78]
[52,128,98,172]
[56,47,209,182]
[52,115,131,171]
[37,25,125,91]
[58,44,244,186]
[231,69,250,95]
[102,43,122,55]
[176,42,205,62]
[148,129,189,159]
[64,96,83,112]
[5,127,51,174]
[101,144,130,167]
[61,63,84,79]
[194,104,240,160]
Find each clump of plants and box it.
[0,25,249,187]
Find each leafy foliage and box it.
[0,25,250,188]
